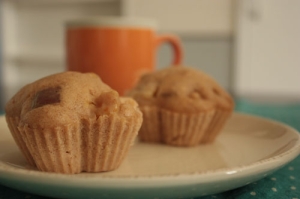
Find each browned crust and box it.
[127,66,234,113]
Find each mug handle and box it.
[155,35,183,65]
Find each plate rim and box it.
[0,113,299,187]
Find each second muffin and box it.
[128,66,234,146]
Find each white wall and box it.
[234,0,300,99]
[0,0,121,105]
[122,0,234,38]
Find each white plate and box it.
[0,113,299,199]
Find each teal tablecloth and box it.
[0,99,299,199]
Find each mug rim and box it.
[66,16,158,29]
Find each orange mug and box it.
[66,17,183,95]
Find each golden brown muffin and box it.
[5,72,142,174]
[128,66,234,146]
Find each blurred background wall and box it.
[0,0,299,112]
[0,4,3,110]
[234,0,300,101]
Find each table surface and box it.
[0,99,299,199]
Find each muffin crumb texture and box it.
[5,72,142,174]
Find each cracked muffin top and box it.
[127,66,234,113]
[5,72,141,129]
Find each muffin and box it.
[128,66,234,146]
[5,72,142,174]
